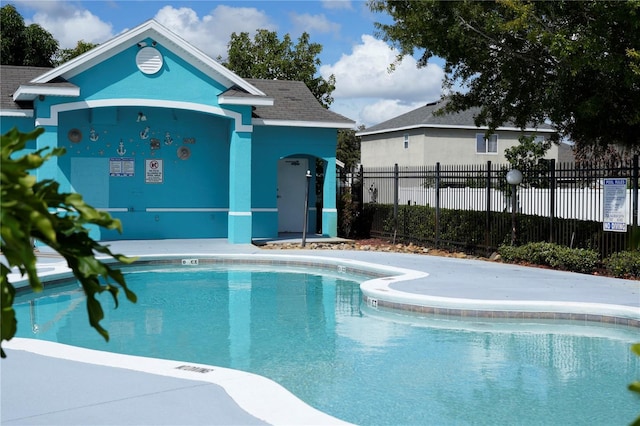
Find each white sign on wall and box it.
[109,157,135,177]
[603,178,628,232]
[145,159,163,184]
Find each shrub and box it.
[552,247,599,274]
[498,242,599,274]
[363,202,629,262]
[338,190,356,237]
[604,251,640,278]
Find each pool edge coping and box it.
[13,252,640,327]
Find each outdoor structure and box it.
[0,20,354,243]
[357,99,571,167]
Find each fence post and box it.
[485,161,491,252]
[633,155,639,228]
[435,162,441,249]
[393,163,399,243]
[357,164,364,215]
[549,159,556,243]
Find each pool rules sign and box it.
[603,178,628,232]
[145,159,163,184]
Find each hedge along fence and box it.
[350,158,640,258]
[361,203,629,258]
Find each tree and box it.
[504,135,551,170]
[54,40,98,65]
[370,0,640,154]
[1,128,136,358]
[336,127,362,175]
[1,4,58,67]
[503,135,552,189]
[223,29,336,108]
[0,4,25,65]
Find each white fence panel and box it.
[390,186,636,225]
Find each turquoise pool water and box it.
[13,264,640,425]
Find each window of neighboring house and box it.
[403,133,409,149]
[476,133,498,153]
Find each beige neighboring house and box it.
[357,100,572,167]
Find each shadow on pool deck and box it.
[252,232,352,246]
[2,238,638,425]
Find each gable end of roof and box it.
[29,20,266,98]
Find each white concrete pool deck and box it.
[2,238,639,425]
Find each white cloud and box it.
[330,98,424,129]
[19,1,276,60]
[360,99,424,126]
[154,5,277,60]
[22,1,114,48]
[321,35,443,101]
[323,35,444,127]
[289,13,340,37]
[322,0,353,10]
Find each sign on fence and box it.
[603,178,628,232]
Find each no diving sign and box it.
[145,159,163,184]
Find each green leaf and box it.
[0,269,18,358]
[86,296,109,341]
[30,210,56,242]
[1,127,137,356]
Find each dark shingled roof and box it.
[0,65,53,110]
[245,78,353,124]
[362,99,553,134]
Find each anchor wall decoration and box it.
[116,139,126,156]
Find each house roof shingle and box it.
[0,65,54,110]
[359,99,554,135]
[246,79,353,125]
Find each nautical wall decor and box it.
[116,139,127,156]
[89,128,99,141]
[68,128,82,143]
[177,145,191,160]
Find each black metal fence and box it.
[340,156,639,258]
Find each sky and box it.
[10,0,446,128]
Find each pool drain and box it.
[175,365,214,373]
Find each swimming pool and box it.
[13,261,640,425]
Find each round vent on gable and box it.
[136,47,163,74]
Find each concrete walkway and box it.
[2,238,639,425]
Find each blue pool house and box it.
[0,20,354,243]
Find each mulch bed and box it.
[258,237,635,280]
